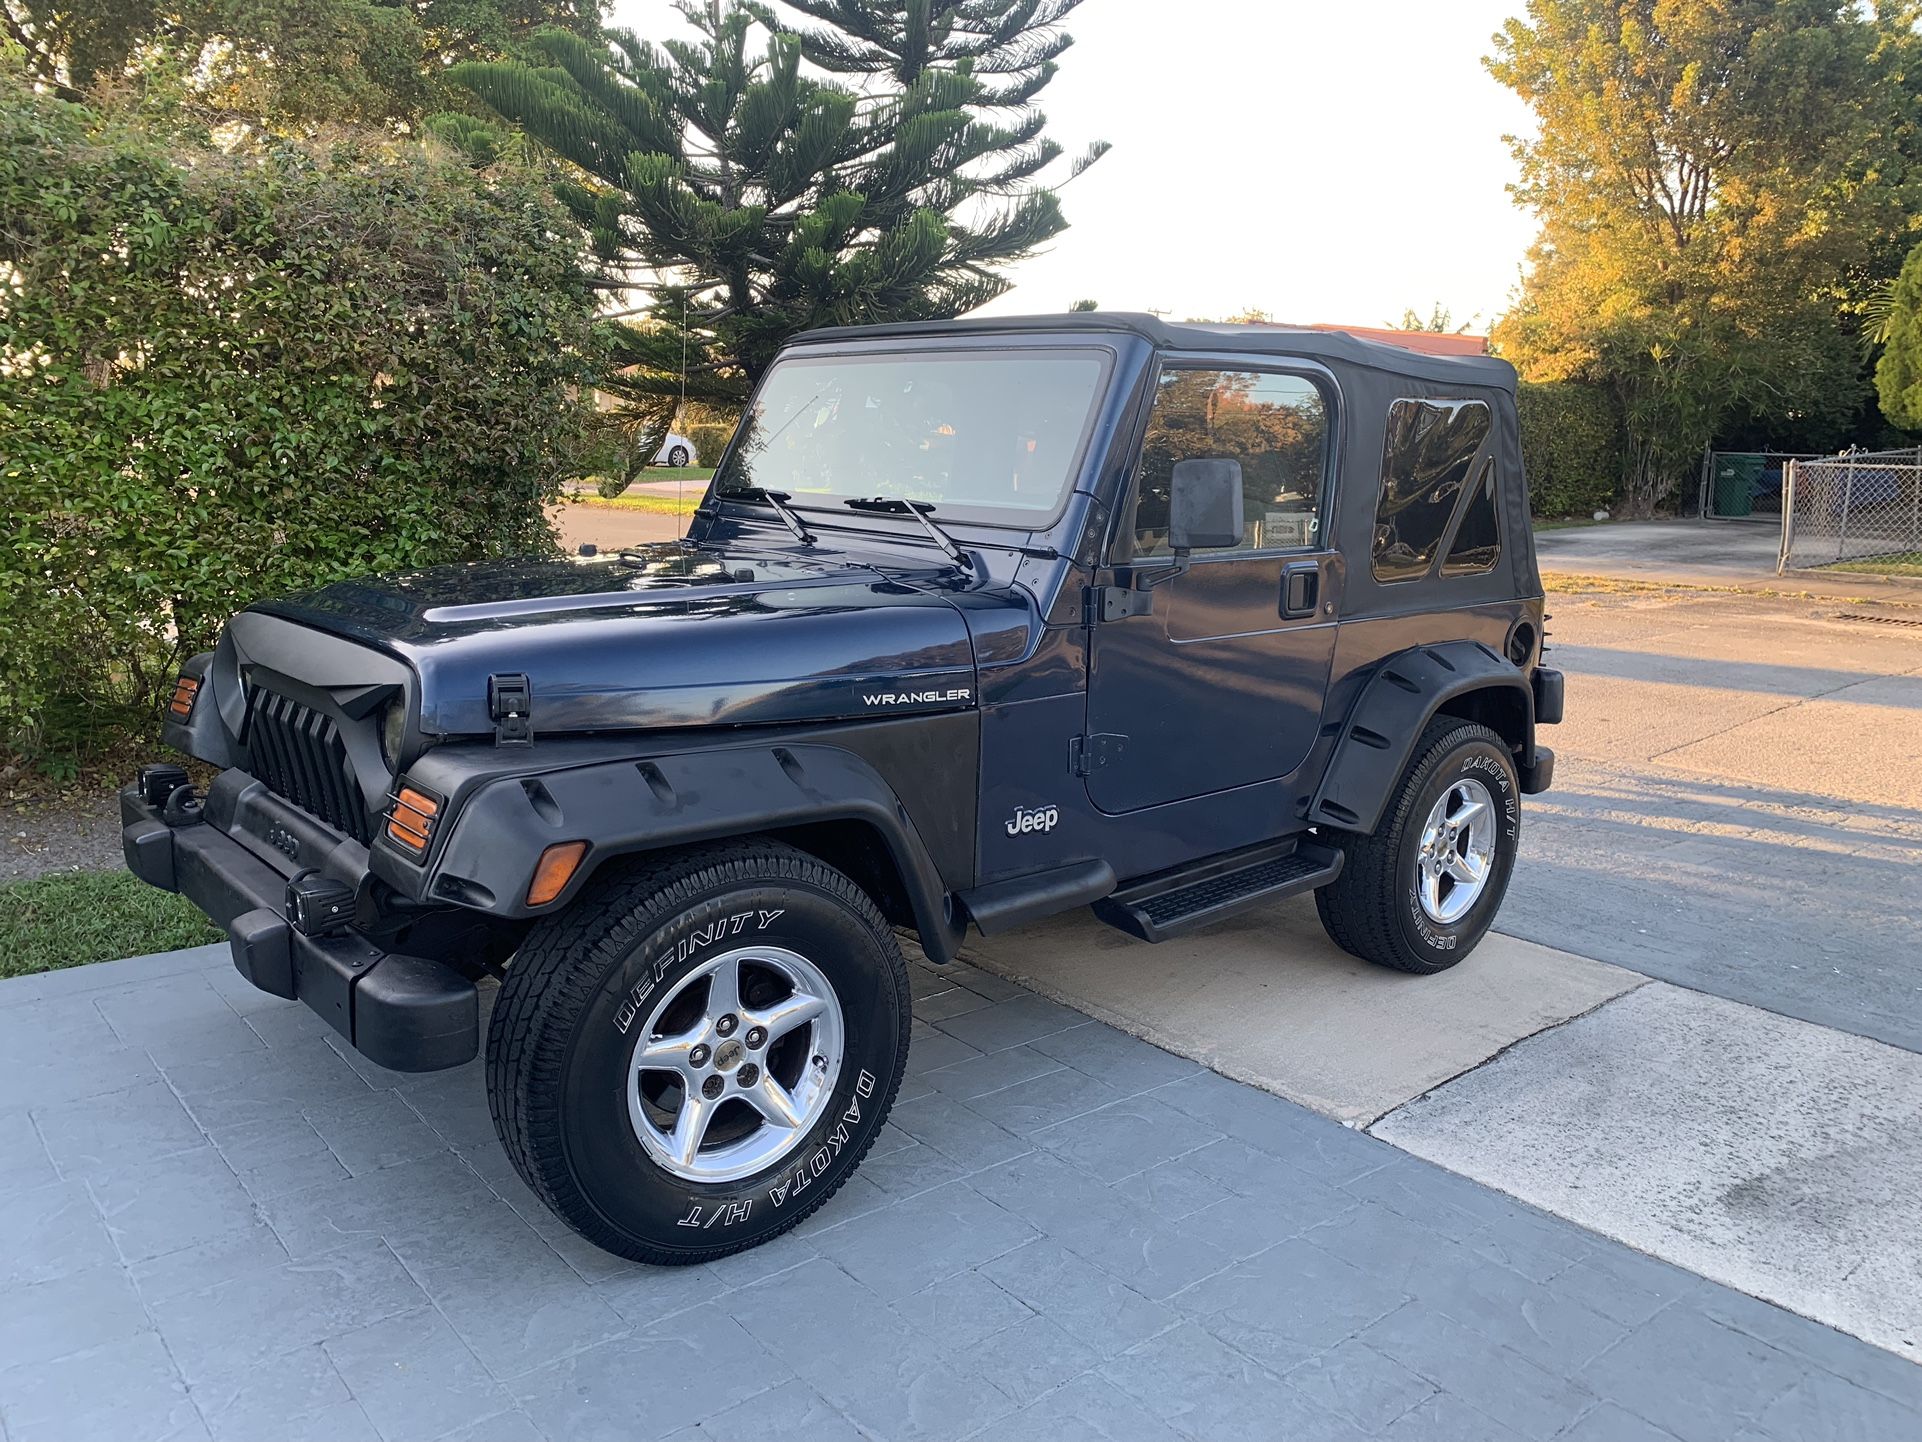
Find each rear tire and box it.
[486,839,910,1264]
[667,444,690,467]
[1315,717,1520,974]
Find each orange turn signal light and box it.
[168,674,200,719]
[385,786,440,854]
[526,841,588,906]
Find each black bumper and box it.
[120,785,477,1072]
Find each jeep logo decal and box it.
[1006,804,1059,836]
[859,686,971,708]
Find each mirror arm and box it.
[1132,548,1191,590]
[1095,549,1190,623]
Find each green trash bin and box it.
[1713,455,1761,517]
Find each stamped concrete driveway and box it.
[5,937,1921,1442]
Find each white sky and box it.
[607,0,1541,331]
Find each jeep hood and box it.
[251,542,987,737]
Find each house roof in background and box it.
[1298,323,1490,356]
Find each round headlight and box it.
[380,701,407,768]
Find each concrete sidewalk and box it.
[1376,981,1922,1358]
[962,897,1638,1126]
[5,942,1920,1442]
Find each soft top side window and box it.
[1372,398,1496,582]
[1125,367,1329,559]
[1441,458,1502,576]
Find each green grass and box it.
[0,870,220,979]
[638,466,716,484]
[567,469,716,517]
[1814,551,1922,577]
[570,491,703,517]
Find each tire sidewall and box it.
[558,876,901,1256]
[1391,732,1520,968]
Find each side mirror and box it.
[1168,458,1245,552]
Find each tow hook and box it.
[161,785,205,827]
[139,763,205,828]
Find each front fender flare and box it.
[1308,640,1534,836]
[425,743,967,962]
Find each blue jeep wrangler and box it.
[124,314,1562,1262]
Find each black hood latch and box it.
[488,673,533,746]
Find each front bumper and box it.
[120,782,477,1072]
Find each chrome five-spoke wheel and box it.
[1416,777,1496,924]
[628,945,845,1182]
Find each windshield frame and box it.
[710,340,1120,533]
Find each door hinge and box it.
[1070,732,1127,776]
[487,673,533,746]
[1093,586,1155,623]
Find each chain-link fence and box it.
[1698,450,1823,520]
[1779,447,1922,575]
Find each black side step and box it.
[957,859,1117,937]
[1092,840,1343,943]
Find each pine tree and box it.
[452,0,1103,477]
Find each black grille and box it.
[244,686,372,842]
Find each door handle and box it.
[1281,561,1320,618]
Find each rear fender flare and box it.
[1309,641,1535,836]
[426,744,967,961]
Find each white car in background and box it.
[652,432,697,467]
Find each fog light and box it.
[139,763,191,808]
[526,841,588,906]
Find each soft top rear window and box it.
[1372,398,1493,583]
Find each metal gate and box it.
[1779,447,1922,575]
[1698,449,1823,521]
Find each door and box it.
[1085,364,1340,814]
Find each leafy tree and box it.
[0,68,603,761]
[452,0,1104,479]
[1069,297,1098,311]
[1488,0,1901,515]
[4,0,602,125]
[1875,239,1922,430]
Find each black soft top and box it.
[791,309,1539,609]
[792,312,1516,391]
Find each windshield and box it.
[715,348,1110,524]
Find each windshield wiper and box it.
[726,486,815,546]
[844,497,977,573]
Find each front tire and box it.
[666,444,691,467]
[486,840,910,1264]
[1315,717,1520,974]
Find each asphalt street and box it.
[1534,516,1922,601]
[1504,586,1922,1050]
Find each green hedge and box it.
[683,421,737,467]
[1517,380,1624,516]
[0,71,603,763]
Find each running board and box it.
[1091,840,1343,943]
